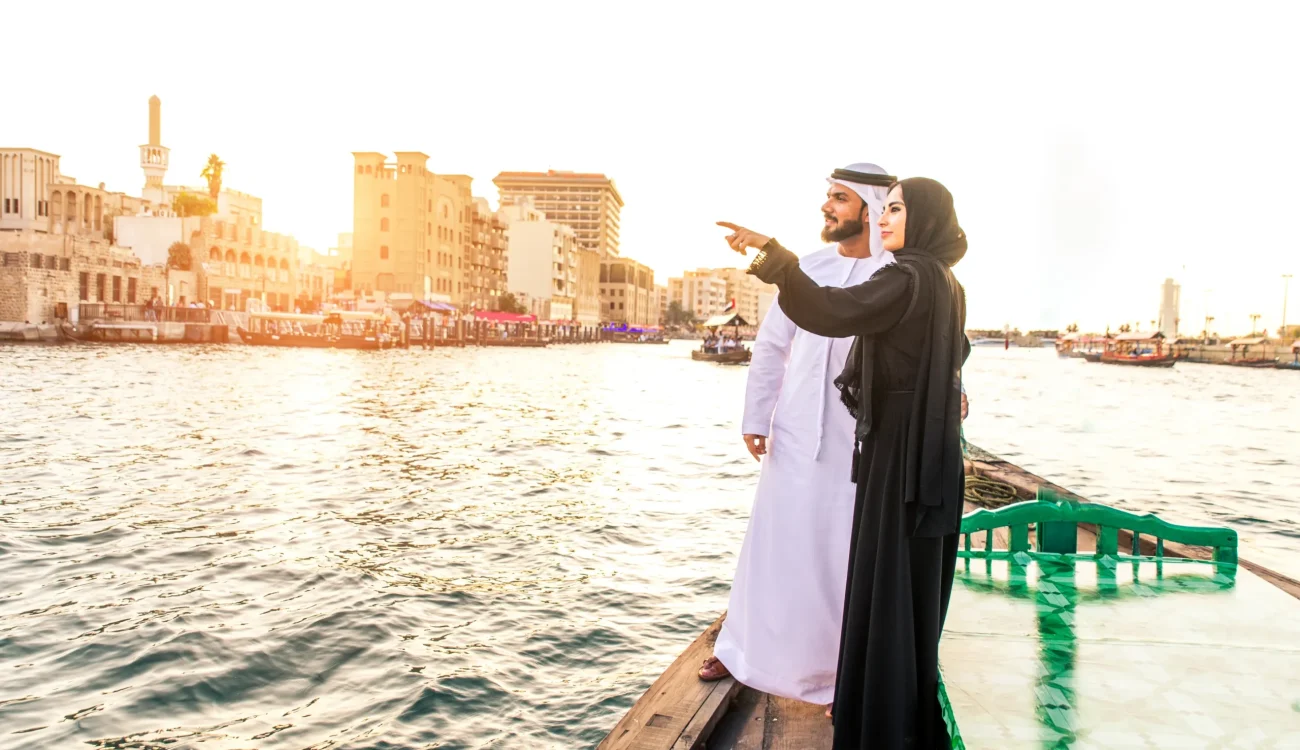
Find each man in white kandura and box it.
[698,163,897,706]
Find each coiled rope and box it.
[964,476,1019,508]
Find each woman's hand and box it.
[717,222,771,256]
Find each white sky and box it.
[5,1,1297,332]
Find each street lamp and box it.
[1249,313,1262,336]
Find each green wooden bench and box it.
[958,487,1238,565]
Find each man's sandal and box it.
[698,656,731,681]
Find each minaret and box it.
[140,95,169,206]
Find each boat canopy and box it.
[412,300,458,313]
[703,313,749,328]
[326,310,387,322]
[473,311,537,323]
[1114,331,1164,341]
[249,311,327,323]
[1228,337,1268,346]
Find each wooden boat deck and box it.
[600,454,1300,749]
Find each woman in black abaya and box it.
[718,177,968,749]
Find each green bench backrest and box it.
[959,487,1238,565]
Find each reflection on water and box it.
[0,342,1296,747]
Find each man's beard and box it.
[821,217,865,243]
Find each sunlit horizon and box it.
[5,1,1297,334]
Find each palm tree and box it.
[201,154,225,200]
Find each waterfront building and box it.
[351,152,476,305]
[467,198,508,311]
[0,231,166,324]
[669,267,771,323]
[600,257,656,326]
[575,248,601,326]
[655,284,668,325]
[499,197,577,320]
[493,170,623,259]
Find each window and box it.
[96,274,106,301]
[2,198,8,213]
[60,257,70,271]
[426,250,430,262]
[30,254,43,269]
[79,272,89,301]
[381,194,390,208]
[46,255,58,270]
[112,276,122,302]
[380,218,389,232]
[127,278,138,303]
[380,245,389,259]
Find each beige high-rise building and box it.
[493,170,623,259]
[600,257,655,326]
[352,152,472,304]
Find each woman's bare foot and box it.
[698,656,731,681]
[825,706,833,719]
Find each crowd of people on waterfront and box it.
[701,333,743,353]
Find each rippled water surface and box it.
[1,342,1297,749]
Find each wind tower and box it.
[140,95,169,206]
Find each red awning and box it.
[473,311,537,323]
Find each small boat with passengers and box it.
[1227,337,1279,367]
[236,310,395,350]
[691,313,752,364]
[1101,331,1176,367]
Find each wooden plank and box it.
[600,615,733,750]
[764,694,834,749]
[706,687,768,750]
[670,674,742,750]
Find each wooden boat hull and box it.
[602,450,1300,750]
[1101,354,1176,367]
[1080,352,1103,362]
[236,327,392,350]
[58,322,230,344]
[691,348,751,364]
[1229,359,1278,368]
[1275,361,1300,370]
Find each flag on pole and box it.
[723,297,736,313]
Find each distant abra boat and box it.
[236,311,395,350]
[1101,331,1176,367]
[694,312,752,364]
[1226,337,1279,367]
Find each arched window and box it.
[51,191,63,223]
[224,249,237,277]
[381,194,390,208]
[357,165,364,174]
[279,258,289,282]
[66,192,77,223]
[380,218,389,232]
[254,254,265,268]
[380,245,389,260]
[239,252,252,279]
[94,195,102,230]
[83,194,92,225]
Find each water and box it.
[0,342,1296,749]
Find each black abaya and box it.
[748,237,965,749]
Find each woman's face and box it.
[878,184,906,251]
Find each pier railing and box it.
[79,303,212,324]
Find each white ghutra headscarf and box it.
[827,162,893,258]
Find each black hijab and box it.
[834,177,969,537]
